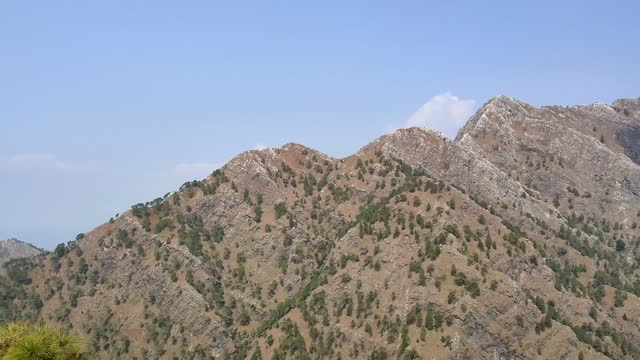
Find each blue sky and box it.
[1,1,638,249]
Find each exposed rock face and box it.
[457,96,640,224]
[1,96,639,360]
[0,238,43,269]
[613,97,640,122]
[612,98,640,165]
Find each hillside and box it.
[0,238,43,269]
[1,96,640,359]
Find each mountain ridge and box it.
[1,95,640,359]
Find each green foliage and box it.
[328,183,349,204]
[211,281,225,308]
[409,261,423,275]
[274,202,287,219]
[145,314,172,352]
[534,300,557,334]
[447,290,457,304]
[53,244,66,259]
[116,229,134,249]
[533,296,546,313]
[369,347,387,360]
[339,254,359,269]
[453,272,481,298]
[447,199,456,210]
[278,253,289,274]
[444,224,460,238]
[272,319,309,359]
[211,225,225,243]
[154,218,172,233]
[5,261,31,287]
[614,289,627,307]
[0,322,86,359]
[254,206,263,223]
[255,269,325,336]
[77,258,88,276]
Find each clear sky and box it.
[1,1,638,249]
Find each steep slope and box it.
[611,97,640,164]
[1,96,639,360]
[457,96,640,224]
[0,238,43,269]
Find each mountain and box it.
[1,96,640,359]
[0,238,43,269]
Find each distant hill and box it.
[1,96,639,359]
[0,238,43,268]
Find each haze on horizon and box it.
[1,0,639,249]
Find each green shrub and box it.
[0,322,87,359]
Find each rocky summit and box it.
[2,96,640,359]
[0,238,43,269]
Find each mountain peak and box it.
[454,95,536,141]
[612,97,640,121]
[0,238,43,268]
[485,94,532,107]
[357,127,447,157]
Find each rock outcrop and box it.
[0,238,43,269]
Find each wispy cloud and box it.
[174,162,224,179]
[0,153,72,170]
[403,92,477,139]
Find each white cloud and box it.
[174,162,224,179]
[254,143,269,151]
[405,92,477,139]
[0,153,72,170]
